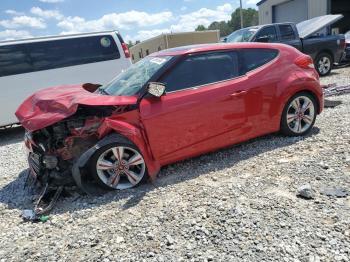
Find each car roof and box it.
[152,42,291,56]
[0,30,120,45]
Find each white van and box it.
[0,30,132,127]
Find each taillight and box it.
[340,38,346,50]
[294,55,314,69]
[121,43,130,58]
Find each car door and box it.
[139,51,250,164]
[254,25,278,43]
[237,48,282,136]
[277,24,302,51]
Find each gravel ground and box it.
[0,67,350,262]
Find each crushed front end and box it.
[25,116,103,190]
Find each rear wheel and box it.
[89,142,147,190]
[280,93,317,136]
[315,52,333,76]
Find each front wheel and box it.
[89,142,147,190]
[315,53,333,76]
[280,93,317,136]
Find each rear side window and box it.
[160,51,239,92]
[0,35,120,77]
[278,25,296,40]
[255,26,277,42]
[240,48,278,73]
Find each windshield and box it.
[101,56,172,96]
[226,27,258,43]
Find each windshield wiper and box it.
[98,87,109,95]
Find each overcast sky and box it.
[0,0,259,42]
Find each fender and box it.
[275,73,323,128]
[98,118,161,179]
[72,131,160,194]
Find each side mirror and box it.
[256,36,269,43]
[221,37,227,43]
[147,82,166,97]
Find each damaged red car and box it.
[16,43,324,192]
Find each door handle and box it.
[230,90,247,97]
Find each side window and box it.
[240,48,279,73]
[255,26,277,42]
[160,51,239,92]
[0,45,33,77]
[278,25,296,40]
[28,35,120,71]
[0,35,120,77]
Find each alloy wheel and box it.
[96,146,146,189]
[286,96,315,134]
[318,56,331,75]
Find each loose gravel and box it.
[0,67,350,262]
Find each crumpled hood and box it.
[15,84,137,132]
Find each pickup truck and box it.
[343,30,350,62]
[224,15,346,76]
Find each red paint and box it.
[17,43,323,179]
[15,84,137,132]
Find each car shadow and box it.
[0,127,320,215]
[335,62,350,69]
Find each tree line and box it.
[196,8,258,37]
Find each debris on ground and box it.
[21,209,49,223]
[323,83,350,97]
[320,187,349,198]
[297,184,315,199]
[20,183,64,222]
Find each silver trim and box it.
[287,96,315,134]
[96,146,146,190]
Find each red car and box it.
[16,43,323,192]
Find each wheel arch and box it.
[315,49,334,62]
[294,89,320,113]
[72,119,161,194]
[97,118,161,179]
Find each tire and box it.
[88,141,148,190]
[280,92,317,136]
[315,52,333,76]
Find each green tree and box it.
[208,21,232,37]
[195,25,206,31]
[194,8,258,37]
[228,8,258,33]
[127,40,134,48]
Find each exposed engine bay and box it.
[24,104,131,215]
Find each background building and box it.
[257,0,349,33]
[130,30,220,63]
